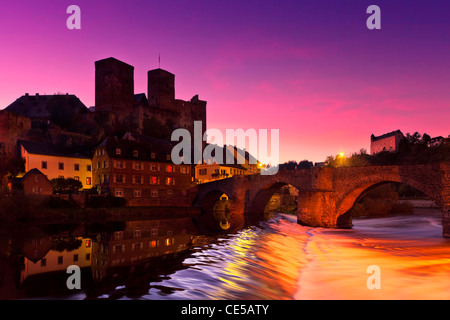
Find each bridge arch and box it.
[335,174,446,229]
[193,188,234,232]
[246,181,299,225]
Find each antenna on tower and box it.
[158,53,161,68]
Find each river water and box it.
[1,209,449,300]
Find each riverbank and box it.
[0,205,201,225]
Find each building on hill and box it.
[4,93,90,128]
[19,140,93,190]
[8,168,53,195]
[92,133,193,206]
[370,130,405,155]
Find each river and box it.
[1,208,449,300]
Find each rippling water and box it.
[141,210,450,300]
[2,209,449,300]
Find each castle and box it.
[0,57,207,160]
[94,57,207,141]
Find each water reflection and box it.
[0,209,449,300]
[0,216,198,299]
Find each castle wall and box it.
[0,110,31,158]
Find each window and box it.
[41,258,46,267]
[166,165,173,173]
[85,253,90,261]
[103,161,109,169]
[199,168,207,175]
[180,167,187,174]
[57,256,63,265]
[167,189,173,195]
[150,240,158,248]
[150,176,160,185]
[74,163,80,171]
[151,163,159,171]
[34,175,40,183]
[116,148,121,155]
[151,152,156,159]
[151,229,158,236]
[133,189,142,197]
[166,177,175,186]
[133,175,143,184]
[151,189,158,198]
[41,161,47,169]
[114,174,124,183]
[166,154,171,160]
[86,177,91,185]
[114,231,123,240]
[133,150,139,157]
[58,162,64,170]
[133,162,142,170]
[133,230,142,238]
[73,254,79,262]
[115,188,124,197]
[113,244,124,253]
[114,161,125,169]
[86,164,92,172]
[74,176,80,181]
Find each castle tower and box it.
[147,68,175,109]
[95,57,134,118]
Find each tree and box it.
[51,177,83,194]
[0,156,25,191]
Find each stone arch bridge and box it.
[192,162,450,237]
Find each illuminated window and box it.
[116,148,121,155]
[85,240,91,248]
[86,177,91,185]
[166,165,173,173]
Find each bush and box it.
[51,178,83,194]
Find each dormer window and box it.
[116,148,121,155]
[133,150,139,157]
[151,152,156,159]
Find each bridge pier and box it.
[297,191,342,228]
[443,209,450,238]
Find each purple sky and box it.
[1,0,449,163]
